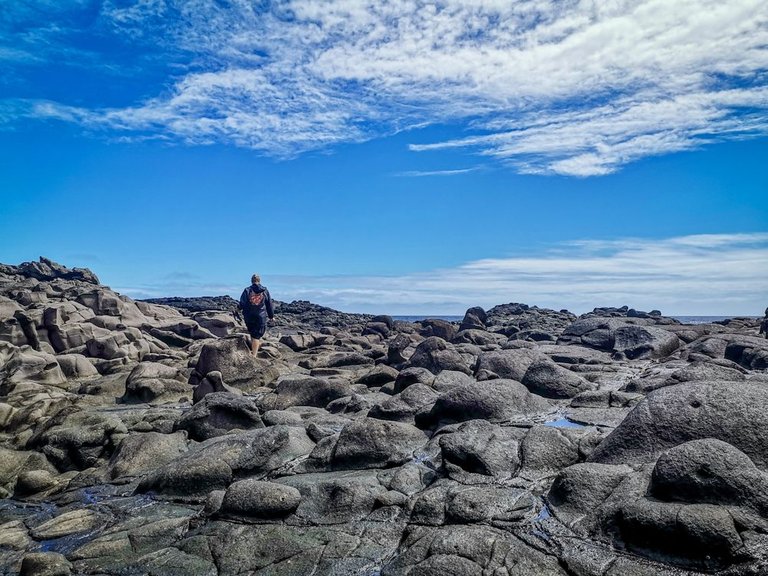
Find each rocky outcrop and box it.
[1,258,767,576]
[487,302,577,341]
[17,257,100,285]
[559,316,681,359]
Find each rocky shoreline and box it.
[1,258,767,576]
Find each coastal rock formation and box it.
[0,258,766,575]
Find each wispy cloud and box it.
[116,233,768,316]
[394,167,482,177]
[3,0,767,174]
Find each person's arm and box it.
[239,289,248,310]
[266,289,274,319]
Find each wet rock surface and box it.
[1,258,766,575]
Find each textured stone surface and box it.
[2,258,767,576]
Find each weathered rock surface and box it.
[406,336,472,375]
[174,392,263,440]
[588,380,768,467]
[418,379,551,428]
[219,479,301,518]
[1,258,766,575]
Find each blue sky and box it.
[1,0,767,315]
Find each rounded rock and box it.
[221,479,301,518]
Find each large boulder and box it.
[191,311,238,338]
[0,447,58,495]
[279,332,316,352]
[612,325,681,360]
[387,332,413,365]
[0,297,27,346]
[520,359,595,399]
[108,431,189,480]
[549,436,768,572]
[123,361,189,404]
[439,420,522,483]
[362,321,391,338]
[519,425,583,475]
[459,306,487,331]
[195,335,280,389]
[76,288,149,326]
[55,354,99,379]
[175,392,264,441]
[474,348,542,381]
[308,418,427,470]
[0,345,67,390]
[558,316,680,360]
[137,425,315,498]
[451,329,504,346]
[417,380,550,428]
[724,336,768,369]
[26,409,128,471]
[558,317,680,359]
[275,470,386,525]
[406,337,471,375]
[548,462,632,517]
[192,371,237,403]
[367,383,439,423]
[475,348,596,398]
[419,319,458,341]
[394,366,435,393]
[220,479,301,519]
[589,381,768,468]
[260,376,352,411]
[356,364,399,387]
[615,499,743,570]
[85,329,150,362]
[649,438,768,514]
[685,334,768,369]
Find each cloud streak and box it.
[2,0,767,174]
[116,233,768,316]
[394,167,482,177]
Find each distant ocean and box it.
[392,315,753,325]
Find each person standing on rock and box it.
[239,274,274,356]
[760,307,768,339]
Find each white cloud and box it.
[394,167,482,177]
[3,0,768,173]
[117,233,768,316]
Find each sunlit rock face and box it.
[0,258,766,575]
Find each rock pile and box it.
[1,257,767,575]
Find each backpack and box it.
[248,289,265,308]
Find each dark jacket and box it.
[239,284,274,320]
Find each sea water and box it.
[392,315,753,324]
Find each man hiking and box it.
[239,274,275,356]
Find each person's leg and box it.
[251,316,267,356]
[245,317,260,356]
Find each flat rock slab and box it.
[30,509,101,540]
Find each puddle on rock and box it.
[543,416,586,429]
[530,501,553,543]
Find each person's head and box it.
[251,274,261,285]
